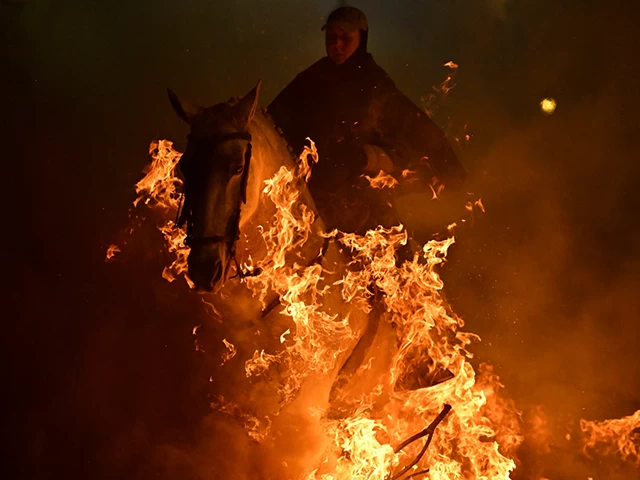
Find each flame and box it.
[221,338,237,365]
[135,137,522,478]
[421,62,459,117]
[158,220,193,287]
[400,169,417,182]
[135,140,192,287]
[242,140,358,404]
[105,244,121,261]
[580,410,640,466]
[313,226,519,478]
[210,394,272,442]
[465,198,486,214]
[435,76,456,96]
[136,140,183,210]
[428,180,445,200]
[363,171,399,189]
[280,328,291,343]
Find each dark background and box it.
[4,0,639,478]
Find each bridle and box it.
[176,130,259,278]
[175,129,331,289]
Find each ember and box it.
[105,244,121,261]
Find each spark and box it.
[105,244,121,261]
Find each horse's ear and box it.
[234,80,262,128]
[167,88,200,124]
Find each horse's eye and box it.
[231,164,244,175]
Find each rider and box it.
[268,6,466,235]
[269,7,463,400]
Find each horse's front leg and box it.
[326,285,398,417]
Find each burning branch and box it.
[389,404,453,480]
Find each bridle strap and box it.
[179,131,253,270]
[178,129,331,287]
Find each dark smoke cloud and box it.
[4,0,639,478]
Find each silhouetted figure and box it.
[269,6,465,234]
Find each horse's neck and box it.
[237,111,322,264]
[249,110,297,195]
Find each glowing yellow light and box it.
[540,97,557,115]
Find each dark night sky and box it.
[3,1,639,479]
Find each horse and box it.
[165,81,398,479]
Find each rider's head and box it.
[322,6,369,65]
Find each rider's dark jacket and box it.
[268,48,465,232]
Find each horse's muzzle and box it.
[188,245,229,293]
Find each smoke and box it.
[432,1,640,477]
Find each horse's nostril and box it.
[188,247,228,293]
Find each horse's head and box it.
[168,81,262,293]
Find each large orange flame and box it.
[133,137,525,478]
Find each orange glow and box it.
[135,136,523,478]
